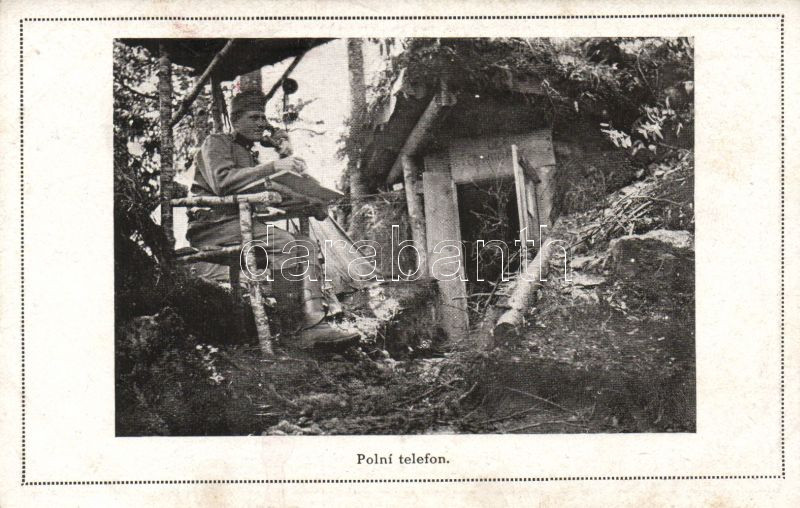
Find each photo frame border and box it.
[16,13,786,486]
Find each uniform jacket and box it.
[187,132,277,227]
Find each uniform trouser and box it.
[186,218,336,328]
[187,218,315,279]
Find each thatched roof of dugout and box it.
[354,38,562,187]
[120,38,333,81]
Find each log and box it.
[174,245,241,264]
[384,83,456,273]
[170,190,282,207]
[170,39,236,127]
[385,85,457,185]
[239,199,273,355]
[492,235,561,341]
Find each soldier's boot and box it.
[295,262,359,349]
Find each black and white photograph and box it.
[114,36,695,437]
[3,2,797,504]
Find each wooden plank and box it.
[401,155,428,275]
[525,181,541,244]
[535,164,558,228]
[448,130,554,184]
[511,144,531,256]
[423,172,469,341]
[423,151,450,174]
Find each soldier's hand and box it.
[312,205,329,221]
[273,156,307,175]
[275,138,294,157]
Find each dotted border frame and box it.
[17,14,786,486]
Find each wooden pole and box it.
[210,76,226,133]
[170,190,282,207]
[401,155,428,276]
[238,199,273,355]
[385,84,456,275]
[385,86,457,185]
[347,39,368,200]
[170,39,236,127]
[264,53,305,103]
[157,44,175,249]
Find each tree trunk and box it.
[347,38,368,200]
[157,44,175,250]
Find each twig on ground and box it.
[397,385,443,406]
[504,387,573,413]
[506,420,588,432]
[623,195,686,207]
[477,404,550,425]
[457,382,479,405]
[266,383,299,409]
[397,378,463,407]
[216,350,246,371]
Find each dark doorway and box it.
[456,178,521,317]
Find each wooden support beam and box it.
[385,84,456,272]
[401,155,428,276]
[174,245,241,264]
[511,144,531,254]
[299,216,310,237]
[158,43,175,249]
[264,53,305,103]
[423,172,469,341]
[170,39,236,127]
[192,91,212,147]
[170,190,283,207]
[238,199,273,355]
[385,86,457,185]
[210,76,225,133]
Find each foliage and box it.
[115,308,253,435]
[338,37,694,196]
[113,41,206,262]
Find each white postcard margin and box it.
[0,1,798,506]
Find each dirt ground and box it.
[116,231,694,437]
[122,248,693,437]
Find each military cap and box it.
[230,91,266,118]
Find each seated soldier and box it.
[186,90,358,348]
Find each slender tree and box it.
[346,38,368,200]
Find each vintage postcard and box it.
[0,0,797,506]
